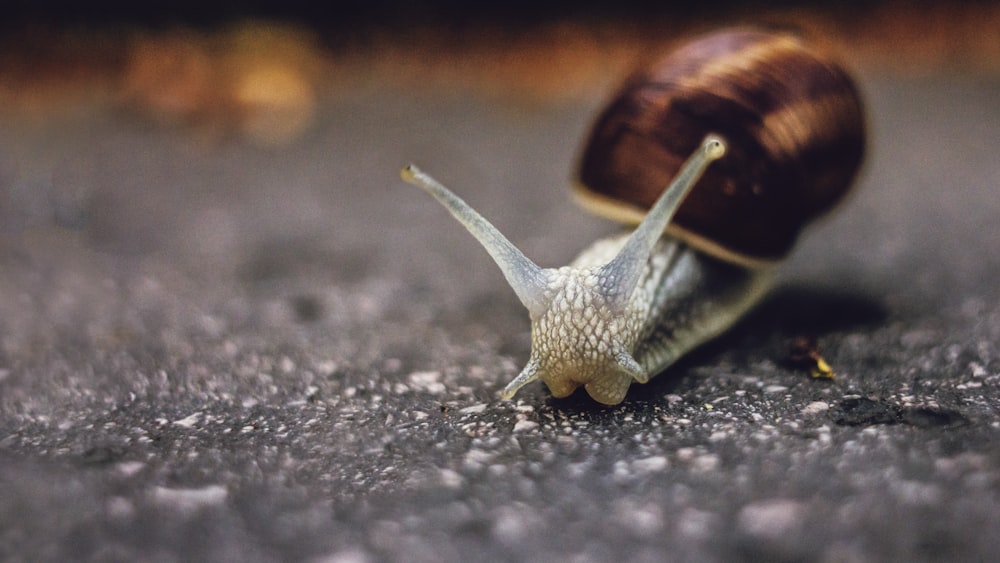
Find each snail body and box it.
[402,28,865,405]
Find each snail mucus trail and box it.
[401,28,865,405]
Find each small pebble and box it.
[801,401,830,415]
[737,499,805,540]
[513,420,539,433]
[632,456,669,473]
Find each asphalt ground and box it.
[2,25,1000,562]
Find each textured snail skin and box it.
[527,236,770,404]
[577,28,866,264]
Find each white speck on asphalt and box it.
[152,485,228,513]
[172,413,201,428]
[513,419,539,432]
[408,371,446,394]
[737,499,805,540]
[438,468,464,489]
[801,401,830,415]
[459,403,488,415]
[632,456,669,473]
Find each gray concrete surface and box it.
[1,69,999,562]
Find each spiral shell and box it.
[575,28,866,264]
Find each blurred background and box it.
[2,1,999,146]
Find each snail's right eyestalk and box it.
[597,136,726,310]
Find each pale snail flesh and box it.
[401,137,768,405]
[401,28,865,405]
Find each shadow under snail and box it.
[401,28,866,405]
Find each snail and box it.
[401,28,866,405]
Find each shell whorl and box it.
[576,28,866,264]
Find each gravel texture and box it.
[2,67,1000,562]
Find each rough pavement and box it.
[2,63,1000,562]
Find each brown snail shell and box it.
[575,28,866,265]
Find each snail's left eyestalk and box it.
[401,165,550,318]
